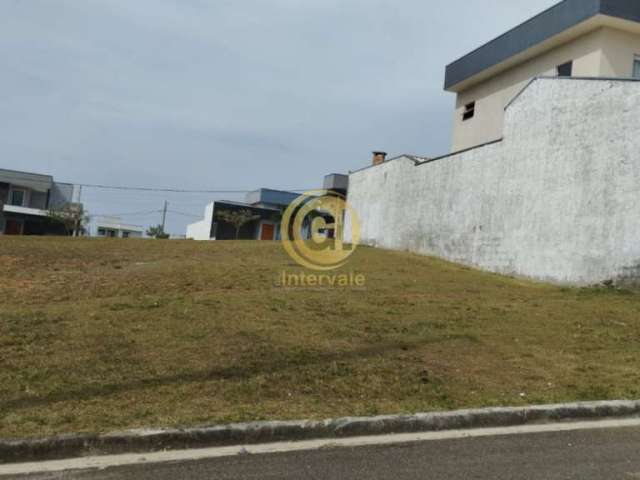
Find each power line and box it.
[91,209,163,217]
[0,172,313,193]
[78,183,310,194]
[166,210,202,218]
[81,183,256,193]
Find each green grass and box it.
[1,237,640,439]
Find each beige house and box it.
[446,0,640,152]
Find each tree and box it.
[146,225,170,239]
[270,211,283,224]
[215,209,260,240]
[48,203,89,237]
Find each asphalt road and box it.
[6,426,640,480]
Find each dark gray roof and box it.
[214,200,281,212]
[444,0,640,90]
[0,168,53,193]
[244,188,302,207]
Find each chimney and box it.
[372,151,387,166]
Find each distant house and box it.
[0,168,77,236]
[186,175,350,241]
[93,216,144,239]
[186,189,300,241]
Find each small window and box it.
[9,189,26,206]
[557,61,573,77]
[122,231,130,238]
[462,101,475,121]
[633,55,640,79]
[98,228,106,236]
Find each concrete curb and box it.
[1,400,639,463]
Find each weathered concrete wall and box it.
[347,77,640,285]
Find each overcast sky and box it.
[1,0,558,235]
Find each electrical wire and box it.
[91,209,163,217]
[0,172,313,194]
[166,210,202,218]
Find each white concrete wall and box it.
[186,203,215,240]
[346,78,640,285]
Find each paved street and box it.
[5,425,640,480]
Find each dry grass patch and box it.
[1,237,640,438]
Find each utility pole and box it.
[74,185,83,237]
[161,201,168,233]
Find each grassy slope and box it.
[1,237,640,438]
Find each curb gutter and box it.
[1,400,639,464]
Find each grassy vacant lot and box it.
[1,237,640,439]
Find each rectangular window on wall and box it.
[634,55,640,79]
[557,61,573,77]
[9,189,26,206]
[462,102,475,121]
